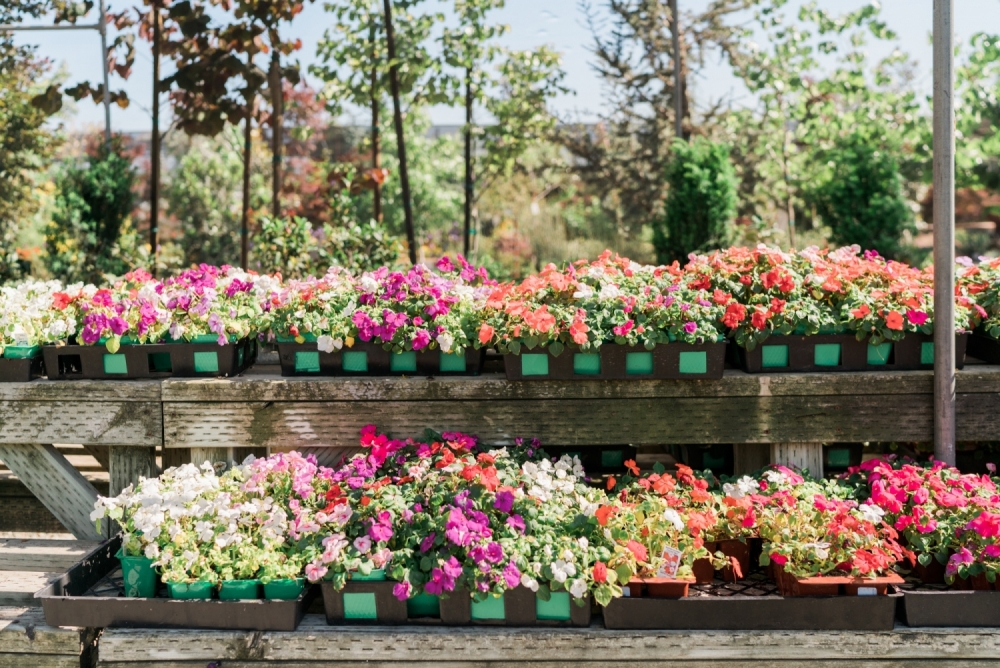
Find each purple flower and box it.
[683,321,697,334]
[442,556,462,579]
[493,490,514,514]
[503,561,521,589]
[506,514,526,533]
[392,581,411,601]
[485,542,504,564]
[346,476,365,489]
[368,520,393,543]
[419,533,436,553]
[412,329,431,350]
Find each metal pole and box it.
[933,0,956,466]
[0,23,101,31]
[669,0,683,139]
[98,0,112,144]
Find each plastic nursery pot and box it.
[952,573,996,592]
[264,578,306,600]
[407,593,441,618]
[168,581,214,600]
[692,547,716,584]
[218,579,262,600]
[116,548,157,599]
[350,569,386,581]
[717,539,752,583]
[639,578,694,598]
[912,558,947,585]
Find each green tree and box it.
[44,139,144,283]
[956,33,1000,193]
[654,137,737,264]
[810,130,913,258]
[0,42,61,281]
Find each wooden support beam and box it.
[733,444,770,476]
[80,445,109,472]
[771,442,824,478]
[109,447,156,496]
[0,445,105,540]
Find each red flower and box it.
[624,459,640,476]
[593,561,608,583]
[750,306,769,330]
[51,292,72,310]
[851,303,871,319]
[885,310,904,330]
[478,323,495,345]
[722,303,747,329]
[625,540,648,563]
[606,475,617,491]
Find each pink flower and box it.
[946,547,975,577]
[393,581,411,601]
[305,562,328,582]
[906,310,929,326]
[683,321,697,334]
[493,490,514,514]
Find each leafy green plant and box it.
[44,138,145,283]
[810,131,914,259]
[654,138,737,264]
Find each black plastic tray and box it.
[735,333,967,373]
[36,536,315,631]
[602,575,899,630]
[42,339,257,380]
[277,341,485,377]
[504,342,726,381]
[0,356,44,382]
[899,589,1000,627]
[968,332,1000,365]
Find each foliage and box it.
[654,138,737,264]
[956,33,1000,194]
[0,44,61,282]
[810,130,914,259]
[251,215,318,279]
[43,139,145,284]
[322,220,402,275]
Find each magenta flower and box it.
[502,561,521,589]
[506,514,526,533]
[907,310,929,326]
[392,581,411,601]
[683,321,697,334]
[493,490,514,514]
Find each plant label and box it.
[656,546,683,579]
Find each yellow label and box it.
[345,336,355,348]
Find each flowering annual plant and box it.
[269,256,492,356]
[477,251,726,355]
[0,279,90,352]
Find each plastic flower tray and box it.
[0,356,45,382]
[439,586,591,627]
[503,342,726,381]
[321,580,409,624]
[42,338,257,380]
[900,587,1000,627]
[602,572,900,630]
[277,341,486,377]
[36,536,315,631]
[735,333,968,373]
[967,332,1000,365]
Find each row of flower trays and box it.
[7,245,1000,382]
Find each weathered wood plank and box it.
[0,572,59,605]
[93,661,1000,668]
[163,394,937,448]
[80,446,109,472]
[0,401,162,446]
[97,617,1000,663]
[0,379,160,402]
[0,539,100,573]
[0,445,105,540]
[771,443,824,477]
[733,444,770,476]
[162,369,948,402]
[109,447,157,496]
[0,607,89,658]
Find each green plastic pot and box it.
[117,548,157,598]
[168,581,213,600]
[218,579,261,600]
[535,591,572,621]
[2,345,40,359]
[263,578,306,600]
[350,568,386,582]
[407,592,441,618]
[470,594,505,620]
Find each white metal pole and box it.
[933,0,956,465]
[98,0,112,144]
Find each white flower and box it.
[858,503,885,524]
[723,475,758,500]
[551,559,576,582]
[561,549,575,561]
[353,535,372,553]
[661,508,684,531]
[569,578,588,599]
[572,284,594,300]
[520,574,539,592]
[764,470,788,485]
[598,284,621,300]
[577,537,589,550]
[360,276,379,293]
[331,503,353,526]
[144,544,160,559]
[436,332,455,353]
[316,335,342,353]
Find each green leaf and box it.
[548,341,564,357]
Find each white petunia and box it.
[569,578,588,599]
[661,508,684,531]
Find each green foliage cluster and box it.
[654,138,737,264]
[251,216,401,279]
[43,141,145,284]
[811,131,914,259]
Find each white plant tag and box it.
[856,586,878,597]
[656,546,683,578]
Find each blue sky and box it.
[9,0,1000,132]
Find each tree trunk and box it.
[269,50,283,220]
[150,0,161,275]
[382,0,417,265]
[241,96,254,270]
[463,67,473,256]
[370,23,381,222]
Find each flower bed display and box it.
[269,259,491,377]
[0,279,85,382]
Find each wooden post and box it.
[733,444,770,476]
[108,446,157,496]
[770,443,823,478]
[189,447,266,470]
[0,444,105,540]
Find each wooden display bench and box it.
[3,364,1000,539]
